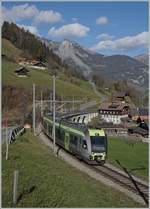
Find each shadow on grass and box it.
[17,185,37,202]
[116,160,148,206]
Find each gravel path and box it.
[36,126,147,206]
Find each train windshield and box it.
[90,136,106,152]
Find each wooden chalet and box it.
[31,61,47,70]
[14,67,29,77]
[99,102,129,124]
[130,108,149,121]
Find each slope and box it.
[2,131,142,207]
[2,38,98,100]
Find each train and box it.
[41,114,108,165]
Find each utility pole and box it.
[5,112,9,160]
[40,91,43,117]
[52,76,56,154]
[33,84,36,136]
[61,94,63,113]
[50,92,53,112]
[72,95,75,112]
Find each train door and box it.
[65,132,70,151]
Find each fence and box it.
[9,126,26,143]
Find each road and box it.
[89,80,108,102]
[79,80,108,111]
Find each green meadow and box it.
[107,136,148,180]
[2,131,143,207]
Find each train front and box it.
[88,129,107,165]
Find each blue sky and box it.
[2,1,149,56]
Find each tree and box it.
[136,116,142,124]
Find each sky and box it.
[2,1,149,57]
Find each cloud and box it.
[48,23,90,38]
[96,33,115,40]
[96,16,109,25]
[2,4,38,22]
[2,4,62,25]
[34,10,62,24]
[17,24,39,36]
[91,32,149,52]
[72,17,79,22]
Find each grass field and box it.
[2,38,23,59]
[2,37,99,100]
[2,59,98,100]
[2,131,143,208]
[107,136,148,180]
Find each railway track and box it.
[39,129,149,206]
[91,164,149,205]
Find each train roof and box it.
[43,114,88,133]
[43,114,106,136]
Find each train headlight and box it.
[96,156,102,162]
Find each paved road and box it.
[79,80,108,111]
[1,127,16,144]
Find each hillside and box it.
[2,131,142,207]
[2,37,100,124]
[2,38,24,60]
[2,56,97,100]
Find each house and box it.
[130,108,149,121]
[138,108,149,121]
[17,57,31,66]
[98,102,129,124]
[14,67,29,77]
[30,61,47,70]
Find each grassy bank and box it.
[107,136,148,180]
[2,131,142,208]
[2,59,98,100]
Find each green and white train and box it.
[42,114,108,165]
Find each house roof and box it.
[33,61,46,67]
[15,67,29,74]
[99,102,129,111]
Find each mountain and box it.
[43,38,104,78]
[43,39,149,88]
[134,54,149,65]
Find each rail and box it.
[91,164,149,206]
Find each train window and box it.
[74,136,78,145]
[56,128,60,138]
[43,121,47,129]
[80,137,82,144]
[48,125,52,133]
[82,140,87,149]
[70,135,78,145]
[60,130,65,141]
